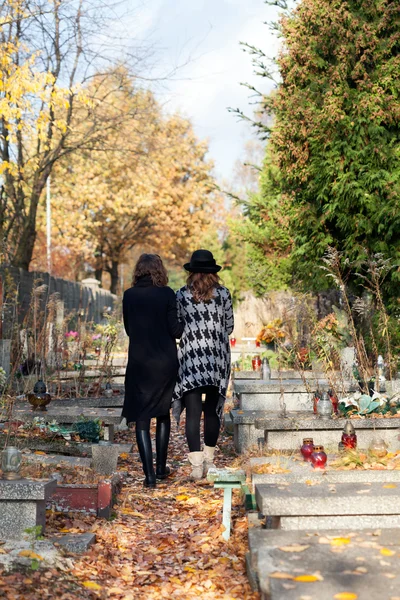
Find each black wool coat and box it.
[122,276,183,423]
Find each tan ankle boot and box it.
[203,445,216,476]
[188,451,204,480]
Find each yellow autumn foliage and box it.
[34,68,218,288]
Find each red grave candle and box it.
[230,337,237,348]
[300,438,314,461]
[252,356,261,371]
[341,432,357,449]
[311,445,327,469]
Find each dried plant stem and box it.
[322,248,370,391]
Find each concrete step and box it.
[256,481,400,530]
[248,528,400,599]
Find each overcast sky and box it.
[119,0,280,181]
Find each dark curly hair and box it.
[132,254,168,287]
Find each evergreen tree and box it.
[233,152,292,295]
[268,0,400,298]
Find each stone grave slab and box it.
[234,371,262,380]
[0,434,132,457]
[234,380,354,412]
[248,528,400,600]
[250,455,400,485]
[234,369,335,380]
[56,367,125,381]
[53,532,96,553]
[8,406,122,442]
[0,479,57,540]
[255,412,400,451]
[255,480,400,530]
[49,395,124,409]
[231,409,270,452]
[23,453,92,468]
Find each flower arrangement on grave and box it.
[297,346,313,369]
[256,319,286,347]
[337,391,400,418]
[73,416,103,443]
[65,330,79,342]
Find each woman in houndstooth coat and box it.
[172,249,234,479]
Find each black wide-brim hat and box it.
[184,249,222,273]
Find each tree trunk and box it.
[94,245,103,284]
[95,268,103,284]
[13,218,38,270]
[13,176,48,270]
[109,260,119,295]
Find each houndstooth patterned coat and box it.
[172,285,234,424]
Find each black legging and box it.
[136,414,170,431]
[183,385,220,452]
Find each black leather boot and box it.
[136,429,156,487]
[156,416,171,480]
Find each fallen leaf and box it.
[330,537,351,546]
[34,451,46,455]
[383,484,397,489]
[383,573,396,579]
[18,550,43,561]
[176,494,189,501]
[269,572,294,580]
[82,581,102,590]
[120,508,145,518]
[293,573,323,582]
[356,489,371,494]
[279,544,310,553]
[333,594,358,600]
[380,548,396,556]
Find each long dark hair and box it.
[132,254,168,287]
[187,272,221,303]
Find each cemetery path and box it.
[0,420,258,599]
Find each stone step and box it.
[248,528,400,599]
[256,481,400,530]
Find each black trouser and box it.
[183,385,220,452]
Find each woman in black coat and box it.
[122,254,183,487]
